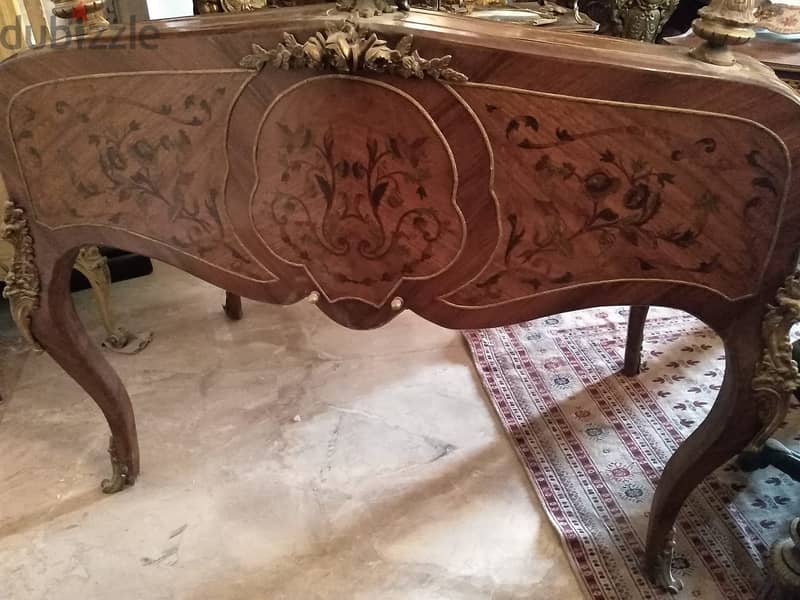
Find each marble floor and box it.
[0,262,583,600]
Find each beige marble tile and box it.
[0,263,583,600]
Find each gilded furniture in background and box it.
[609,0,680,41]
[0,236,133,349]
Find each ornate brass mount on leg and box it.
[743,271,800,456]
[101,436,132,494]
[763,517,800,599]
[1,201,40,350]
[690,0,758,66]
[648,527,684,594]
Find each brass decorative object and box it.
[101,436,131,494]
[1,200,40,349]
[52,0,109,29]
[690,0,759,66]
[651,528,683,593]
[763,517,800,599]
[240,20,468,82]
[749,269,800,451]
[611,0,680,42]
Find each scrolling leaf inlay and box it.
[1,201,40,348]
[240,20,468,82]
[251,76,463,306]
[259,122,458,300]
[475,134,723,296]
[446,90,785,307]
[273,123,439,264]
[749,269,800,451]
[53,96,248,259]
[12,75,275,282]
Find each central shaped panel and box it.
[250,76,463,307]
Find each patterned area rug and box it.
[464,307,800,600]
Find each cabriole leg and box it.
[646,273,800,591]
[33,250,140,493]
[645,311,762,591]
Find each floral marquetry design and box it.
[10,73,275,283]
[444,87,788,307]
[251,77,464,306]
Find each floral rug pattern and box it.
[464,307,800,599]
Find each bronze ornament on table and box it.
[1,5,799,593]
[1,200,39,348]
[609,0,680,41]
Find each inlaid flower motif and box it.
[252,78,463,306]
[583,169,620,199]
[623,183,651,210]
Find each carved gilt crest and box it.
[240,20,468,82]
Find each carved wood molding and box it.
[1,199,40,348]
[240,20,468,82]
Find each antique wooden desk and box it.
[2,5,800,592]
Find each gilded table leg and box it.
[762,517,800,599]
[743,274,800,454]
[1,204,39,348]
[0,234,13,406]
[623,305,649,376]
[646,272,800,591]
[73,246,152,353]
[74,246,130,348]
